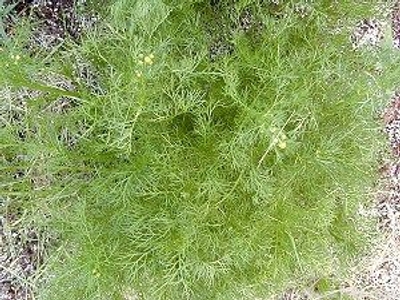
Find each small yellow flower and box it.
[92,269,101,278]
[135,70,142,78]
[278,140,287,149]
[11,54,21,62]
[144,56,153,65]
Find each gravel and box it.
[0,207,43,300]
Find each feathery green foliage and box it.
[1,1,399,299]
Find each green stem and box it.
[16,79,82,100]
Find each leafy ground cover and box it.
[1,1,400,299]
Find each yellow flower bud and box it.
[144,56,153,65]
[278,141,287,149]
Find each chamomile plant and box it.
[2,1,399,300]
